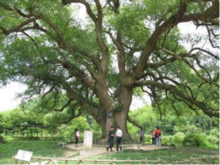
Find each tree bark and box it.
[94,86,133,141]
[99,110,132,141]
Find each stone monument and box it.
[83,131,93,148]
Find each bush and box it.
[183,134,206,147]
[174,125,202,134]
[161,135,173,146]
[209,128,219,138]
[144,135,152,144]
[183,133,218,149]
[207,135,219,145]
[172,132,185,147]
[161,133,185,147]
[1,134,14,142]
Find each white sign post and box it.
[83,131,93,149]
[15,150,33,164]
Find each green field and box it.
[0,140,219,164]
[96,148,219,164]
[0,140,68,164]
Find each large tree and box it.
[0,0,219,139]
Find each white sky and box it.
[0,18,209,112]
[0,82,26,112]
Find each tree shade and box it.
[0,0,219,139]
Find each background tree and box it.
[0,0,218,140]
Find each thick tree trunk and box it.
[99,110,131,141]
[99,87,133,141]
[91,79,133,141]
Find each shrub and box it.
[1,134,14,142]
[161,135,173,146]
[144,135,152,144]
[183,134,206,147]
[207,135,219,145]
[161,133,185,147]
[174,125,202,134]
[183,133,218,149]
[209,128,219,138]
[172,132,185,147]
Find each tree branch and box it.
[134,80,219,117]
[127,115,142,129]
[134,0,219,79]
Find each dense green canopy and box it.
[0,0,218,138]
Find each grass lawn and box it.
[0,139,68,164]
[96,147,219,164]
[0,140,219,164]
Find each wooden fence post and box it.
[157,158,161,164]
[190,156,194,164]
[38,157,41,165]
[145,158,148,164]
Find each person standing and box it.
[155,127,162,146]
[106,126,115,152]
[152,131,156,144]
[116,126,123,151]
[75,129,80,147]
[139,127,144,144]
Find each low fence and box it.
[3,133,103,144]
[13,155,219,164]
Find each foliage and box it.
[128,105,218,136]
[173,125,203,134]
[172,132,185,147]
[183,133,218,149]
[58,116,90,141]
[144,135,152,144]
[1,102,219,148]
[209,128,219,137]
[128,105,157,135]
[206,135,219,146]
[0,105,97,140]
[161,135,173,146]
[160,133,185,147]
[0,0,218,139]
[1,134,14,143]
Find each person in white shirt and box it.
[75,129,80,147]
[115,126,123,151]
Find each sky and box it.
[0,82,26,112]
[0,16,208,112]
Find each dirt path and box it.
[65,144,108,159]
[31,144,171,164]
[124,144,170,151]
[64,144,171,159]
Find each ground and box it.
[0,140,219,164]
[64,144,170,159]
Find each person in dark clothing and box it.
[106,126,115,152]
[139,127,144,144]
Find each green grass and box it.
[96,147,219,164]
[0,140,67,164]
[1,140,219,164]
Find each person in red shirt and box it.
[154,127,161,146]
